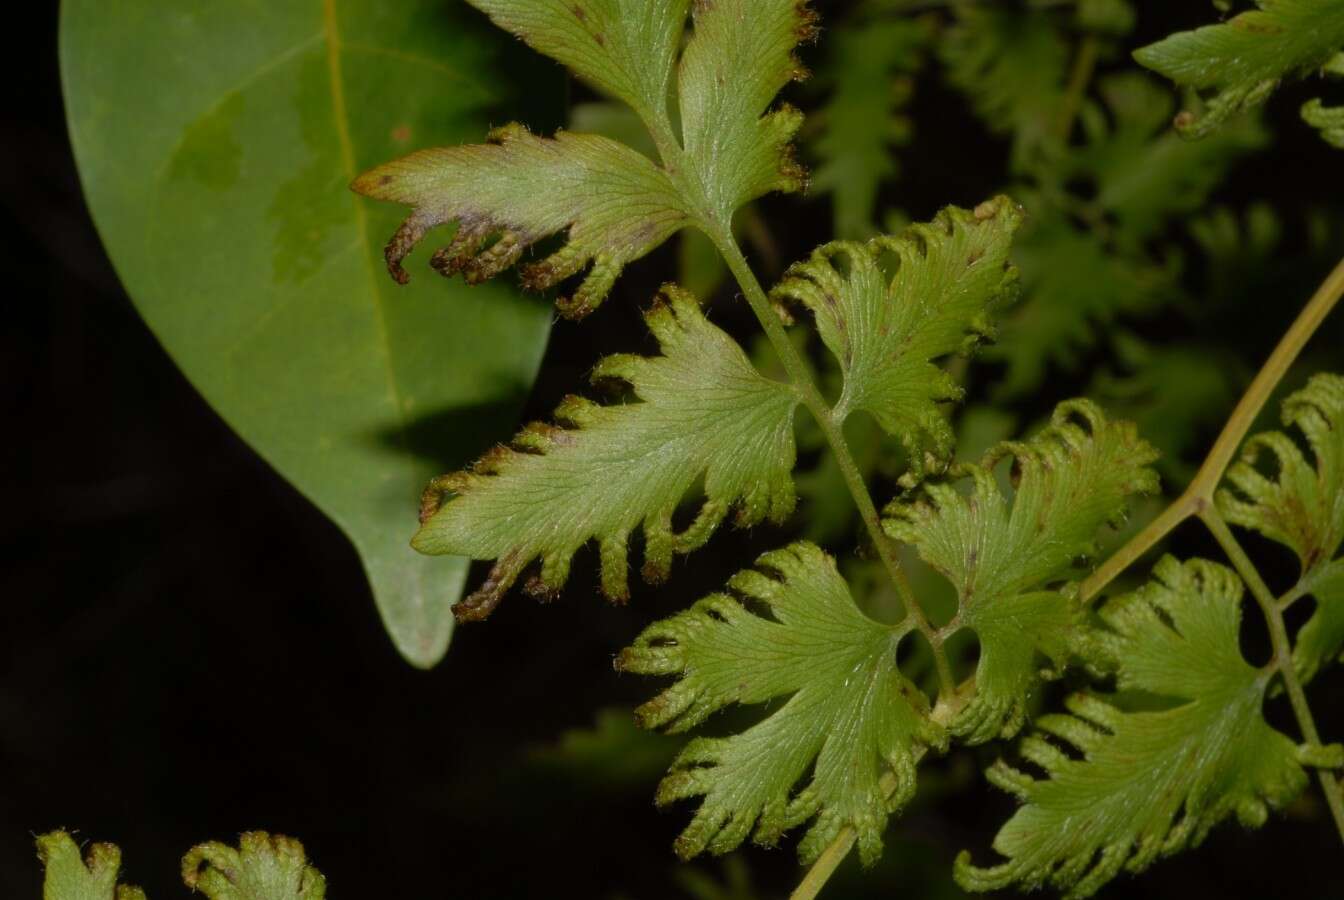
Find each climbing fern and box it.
[347,1,1344,897]
[42,1,1344,898]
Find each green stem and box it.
[711,229,957,699]
[794,253,1344,897]
[1199,508,1344,846]
[1080,254,1344,603]
[790,828,856,900]
[788,692,964,900]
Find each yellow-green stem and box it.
[793,254,1344,897]
[1081,254,1344,603]
[711,228,957,698]
[1199,508,1344,845]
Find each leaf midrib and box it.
[323,0,412,462]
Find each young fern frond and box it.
[353,0,815,318]
[37,832,146,900]
[1218,373,1344,684]
[884,400,1160,744]
[1135,1,1344,140]
[617,542,946,866]
[182,832,327,900]
[956,558,1321,899]
[414,287,800,620]
[36,831,327,900]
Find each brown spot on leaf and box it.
[390,125,411,143]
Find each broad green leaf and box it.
[353,125,688,318]
[60,1,556,667]
[1219,372,1344,683]
[939,6,1069,172]
[182,832,326,900]
[811,18,929,238]
[469,0,690,133]
[37,832,146,900]
[885,400,1159,744]
[1134,2,1344,138]
[958,558,1313,899]
[414,287,799,620]
[356,0,814,316]
[618,542,945,865]
[772,197,1024,482]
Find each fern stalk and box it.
[712,228,961,700]
[1081,254,1344,602]
[1199,506,1344,844]
[797,254,1344,898]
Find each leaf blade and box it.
[957,558,1310,899]
[773,197,1023,479]
[677,0,816,219]
[354,124,690,318]
[1219,372,1344,682]
[414,287,799,619]
[885,400,1160,743]
[1134,0,1344,137]
[37,832,145,900]
[618,542,945,865]
[60,0,556,666]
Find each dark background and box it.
[4,2,1344,898]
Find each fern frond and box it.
[1218,372,1344,683]
[36,832,146,900]
[1135,2,1344,139]
[470,0,690,130]
[414,287,799,620]
[182,832,326,900]
[355,0,815,317]
[773,197,1023,483]
[885,400,1159,744]
[957,557,1313,899]
[989,74,1260,396]
[618,542,945,865]
[354,126,688,318]
[677,0,816,217]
